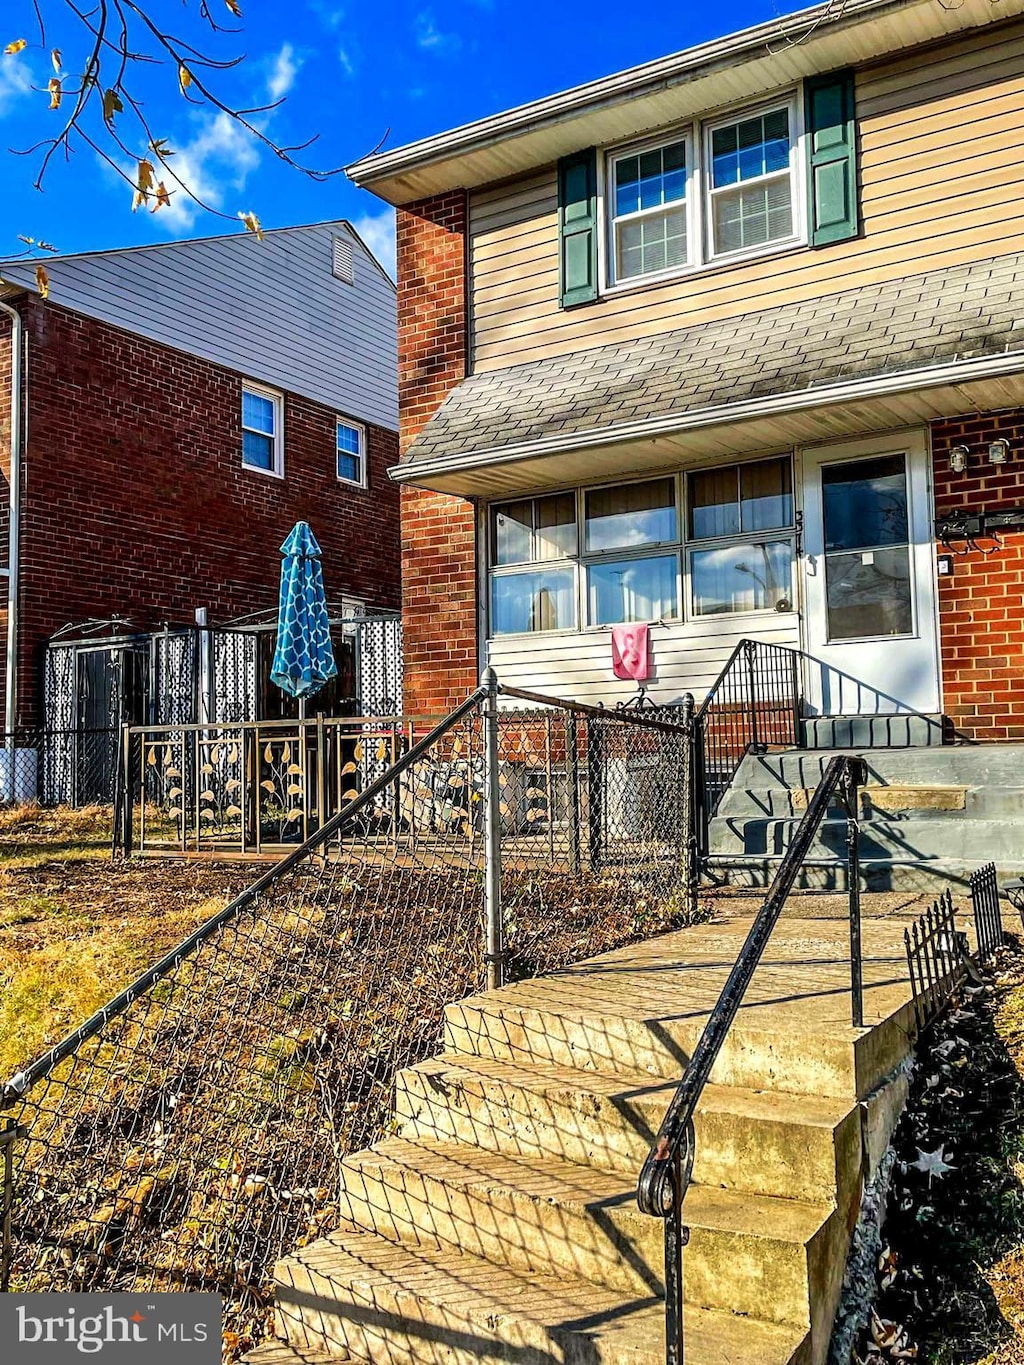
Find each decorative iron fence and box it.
[119,716,421,857]
[904,889,969,1031]
[970,861,1005,962]
[0,676,698,1358]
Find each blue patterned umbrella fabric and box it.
[270,521,338,699]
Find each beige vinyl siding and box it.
[488,615,800,707]
[470,19,1024,373]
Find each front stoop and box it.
[249,905,927,1365]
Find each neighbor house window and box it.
[337,419,367,486]
[241,384,283,476]
[706,103,796,258]
[688,457,794,616]
[605,96,802,286]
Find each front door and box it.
[801,431,940,715]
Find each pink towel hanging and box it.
[611,623,650,682]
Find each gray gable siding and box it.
[0,222,397,432]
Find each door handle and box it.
[805,553,817,577]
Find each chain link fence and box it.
[0,679,700,1357]
[0,728,120,809]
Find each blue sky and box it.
[0,0,811,277]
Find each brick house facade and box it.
[0,221,400,730]
[353,4,1024,743]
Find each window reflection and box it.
[585,479,676,552]
[587,556,678,626]
[691,541,793,616]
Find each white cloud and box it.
[351,209,396,280]
[337,46,356,78]
[268,43,302,102]
[157,110,261,231]
[0,54,33,118]
[415,11,462,55]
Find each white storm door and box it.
[801,431,940,716]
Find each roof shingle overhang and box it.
[390,252,1024,499]
[348,0,1024,204]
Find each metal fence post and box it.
[842,757,866,1028]
[566,712,582,876]
[587,717,604,872]
[679,693,698,917]
[483,668,504,992]
[1,1119,26,1294]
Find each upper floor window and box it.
[707,105,794,258]
[242,384,283,477]
[337,419,367,487]
[610,139,690,282]
[606,95,802,287]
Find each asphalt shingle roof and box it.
[404,251,1024,466]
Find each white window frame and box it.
[485,458,797,640]
[241,382,284,479]
[601,89,806,294]
[703,93,805,266]
[605,129,696,290]
[336,417,368,489]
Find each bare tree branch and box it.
[2,0,344,232]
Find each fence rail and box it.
[693,639,801,860]
[0,676,700,1358]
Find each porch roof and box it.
[392,251,1024,498]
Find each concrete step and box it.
[395,1052,860,1203]
[719,784,1024,822]
[274,1223,813,1365]
[735,745,1024,790]
[706,855,1024,893]
[709,815,1024,863]
[336,1136,841,1325]
[801,714,947,748]
[442,920,917,1100]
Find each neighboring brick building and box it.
[350,1,1024,744]
[0,222,400,738]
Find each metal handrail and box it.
[636,751,867,1365]
[691,639,802,862]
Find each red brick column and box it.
[397,190,479,715]
[931,410,1024,741]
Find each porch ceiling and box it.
[393,251,1024,499]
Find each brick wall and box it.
[931,409,1024,741]
[8,296,400,727]
[396,191,479,714]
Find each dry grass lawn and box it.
[0,803,249,1080]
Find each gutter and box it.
[388,347,1024,484]
[0,300,22,767]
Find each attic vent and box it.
[332,237,354,283]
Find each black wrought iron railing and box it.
[970,861,1005,962]
[692,639,801,858]
[636,752,867,1365]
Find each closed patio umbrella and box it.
[270,521,338,708]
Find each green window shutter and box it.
[558,148,598,308]
[804,70,858,247]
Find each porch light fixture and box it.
[989,438,1011,465]
[949,445,970,474]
